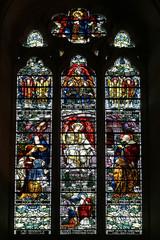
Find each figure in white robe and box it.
[62,122,94,168]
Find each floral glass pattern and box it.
[105,58,142,234]
[15,57,52,234]
[51,8,106,43]
[60,55,97,234]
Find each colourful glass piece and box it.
[106,205,142,232]
[23,30,47,48]
[17,58,52,109]
[105,76,140,109]
[61,55,96,108]
[105,58,140,110]
[93,50,99,56]
[106,58,139,76]
[18,57,52,75]
[52,8,106,43]
[113,30,135,48]
[60,192,96,234]
[59,50,64,56]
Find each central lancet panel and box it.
[60,55,97,234]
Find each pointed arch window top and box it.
[51,8,107,44]
[18,57,52,75]
[113,30,135,48]
[62,55,96,78]
[23,30,47,48]
[107,58,139,76]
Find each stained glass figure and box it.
[113,30,135,48]
[105,58,140,109]
[60,56,97,234]
[52,8,106,43]
[61,55,96,109]
[23,30,47,47]
[17,58,52,109]
[15,57,52,234]
[105,59,142,234]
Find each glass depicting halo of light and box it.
[23,30,47,48]
[105,58,142,234]
[14,57,52,234]
[51,8,106,44]
[113,30,135,48]
[60,55,97,234]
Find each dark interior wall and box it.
[0,0,160,239]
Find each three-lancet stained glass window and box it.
[105,58,142,234]
[51,8,106,43]
[15,57,52,234]
[60,55,97,234]
[14,8,143,236]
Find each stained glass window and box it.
[23,30,47,48]
[14,57,52,234]
[113,30,135,48]
[105,58,142,234]
[51,8,106,43]
[60,55,97,234]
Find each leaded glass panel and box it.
[14,57,52,234]
[113,30,135,48]
[23,30,47,48]
[60,55,97,234]
[105,58,142,234]
[51,8,106,44]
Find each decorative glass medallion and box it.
[23,30,47,48]
[113,30,135,48]
[51,8,106,43]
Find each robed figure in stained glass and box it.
[35,76,51,106]
[62,56,96,106]
[61,193,93,230]
[109,157,136,199]
[115,133,139,169]
[62,118,95,168]
[52,8,106,43]
[17,133,50,199]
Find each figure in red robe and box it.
[115,133,139,168]
[115,133,140,186]
[78,193,93,222]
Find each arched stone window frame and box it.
[0,0,156,239]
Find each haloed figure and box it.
[63,122,94,168]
